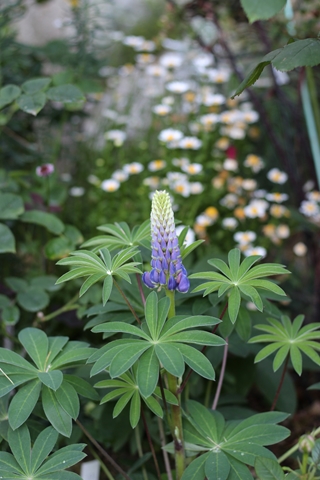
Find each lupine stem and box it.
[113,278,141,324]
[165,289,185,480]
[157,417,173,480]
[141,408,162,480]
[278,426,320,463]
[270,354,290,411]
[35,293,79,323]
[212,337,228,410]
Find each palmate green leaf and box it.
[0,348,38,373]
[0,223,16,253]
[145,291,158,339]
[42,386,72,437]
[0,452,23,475]
[130,391,141,428]
[100,388,131,404]
[224,442,276,467]
[143,395,163,418]
[113,391,134,418]
[92,321,150,340]
[181,453,208,480]
[273,345,290,372]
[7,424,31,473]
[166,331,226,347]
[161,315,220,338]
[53,380,79,420]
[155,343,185,377]
[30,427,58,472]
[205,450,230,480]
[109,344,150,378]
[254,456,285,480]
[0,374,36,398]
[137,347,159,397]
[176,344,215,380]
[18,328,48,370]
[156,296,170,338]
[228,287,241,324]
[8,379,41,430]
[63,374,99,400]
[186,401,225,441]
[228,456,254,480]
[36,448,86,475]
[239,285,263,311]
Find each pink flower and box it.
[36,164,55,177]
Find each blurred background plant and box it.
[1,0,320,478]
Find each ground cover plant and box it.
[1,0,320,479]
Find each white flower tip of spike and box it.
[293,242,307,257]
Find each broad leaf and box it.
[8,380,41,430]
[42,386,72,437]
[240,0,286,22]
[18,328,48,370]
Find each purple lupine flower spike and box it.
[142,190,190,293]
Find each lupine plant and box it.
[1,189,320,480]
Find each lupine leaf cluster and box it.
[249,315,320,375]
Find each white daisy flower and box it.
[242,179,257,191]
[202,93,225,106]
[69,187,85,197]
[293,242,307,256]
[158,128,184,143]
[220,193,238,209]
[166,81,190,94]
[189,182,204,194]
[266,192,289,203]
[244,154,264,172]
[299,200,320,217]
[145,65,167,77]
[152,104,172,116]
[148,160,166,171]
[181,163,203,175]
[244,246,267,257]
[267,168,288,184]
[223,158,238,171]
[244,200,268,218]
[123,162,144,174]
[276,224,290,239]
[159,52,183,68]
[112,170,129,182]
[222,217,238,230]
[105,129,127,146]
[234,231,257,245]
[101,179,120,192]
[179,136,202,150]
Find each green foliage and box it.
[0,328,95,436]
[0,424,86,479]
[177,401,290,480]
[190,249,289,323]
[82,220,151,252]
[254,457,285,479]
[249,315,320,375]
[56,246,142,305]
[240,0,286,23]
[95,369,178,428]
[233,39,320,97]
[89,291,224,393]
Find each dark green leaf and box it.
[0,193,24,220]
[102,275,113,305]
[17,287,49,312]
[155,344,185,377]
[54,381,79,419]
[137,348,159,398]
[38,371,63,391]
[130,391,141,428]
[240,0,286,22]
[7,424,31,473]
[0,223,15,253]
[0,85,21,109]
[22,78,51,94]
[0,452,23,474]
[0,348,37,372]
[109,344,150,378]
[228,287,241,324]
[18,328,48,370]
[145,291,158,340]
[17,92,46,115]
[255,456,285,479]
[205,450,230,480]
[20,210,64,234]
[181,453,208,480]
[177,344,215,380]
[113,391,134,418]
[36,448,86,475]
[63,374,99,401]
[8,379,41,430]
[31,426,58,472]
[42,386,72,437]
[2,306,20,325]
[46,84,85,103]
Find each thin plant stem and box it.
[270,355,290,411]
[75,419,132,480]
[136,273,146,306]
[278,426,320,464]
[177,301,228,395]
[212,337,228,410]
[204,381,213,408]
[134,423,149,480]
[113,278,141,324]
[159,373,169,420]
[35,293,79,323]
[157,416,173,480]
[88,445,115,480]
[141,408,162,480]
[165,289,185,480]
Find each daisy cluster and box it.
[89,32,294,256]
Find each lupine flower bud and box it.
[142,190,190,293]
[299,434,315,453]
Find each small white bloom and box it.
[159,53,183,68]
[172,180,191,197]
[189,182,204,194]
[105,129,127,146]
[267,168,288,184]
[242,179,257,191]
[222,217,238,230]
[192,53,213,69]
[306,191,320,202]
[145,64,167,77]
[181,163,203,175]
[143,176,160,189]
[166,81,190,94]
[234,231,257,245]
[148,160,166,171]
[101,179,120,192]
[158,128,184,143]
[299,200,320,217]
[135,53,156,65]
[87,174,100,185]
[69,187,85,197]
[244,200,268,218]
[152,104,172,116]
[220,194,238,209]
[123,162,144,175]
[241,110,259,123]
[112,170,129,182]
[199,113,220,128]
[293,242,307,256]
[266,192,289,203]
[244,246,267,257]
[207,68,230,83]
[244,154,264,173]
[223,158,238,171]
[134,39,156,52]
[172,157,190,168]
[276,224,290,239]
[202,93,225,106]
[179,136,202,150]
[123,35,145,48]
[162,96,175,105]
